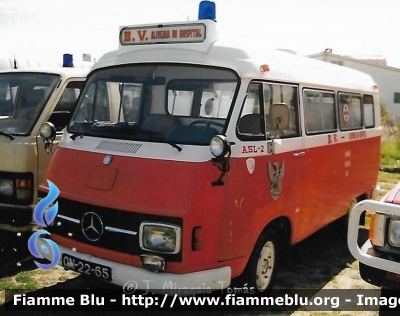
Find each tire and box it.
[241,232,279,293]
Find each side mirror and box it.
[210,135,230,159]
[39,122,56,140]
[269,103,289,130]
[39,122,57,156]
[210,135,231,186]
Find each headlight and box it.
[210,135,230,158]
[388,218,400,247]
[0,173,33,204]
[0,179,13,196]
[139,223,181,254]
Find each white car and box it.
[348,183,400,287]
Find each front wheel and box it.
[241,232,279,293]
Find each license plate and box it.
[61,254,112,281]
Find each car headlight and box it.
[0,173,33,204]
[388,218,400,247]
[139,223,181,254]
[0,179,13,196]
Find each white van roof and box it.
[0,66,91,78]
[0,56,93,73]
[92,20,376,93]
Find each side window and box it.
[50,81,85,131]
[237,82,300,139]
[237,83,263,136]
[0,83,13,117]
[338,93,362,130]
[54,81,84,112]
[363,94,375,128]
[304,89,336,134]
[265,83,300,138]
[394,92,400,104]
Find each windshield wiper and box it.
[0,131,15,140]
[70,133,84,140]
[167,142,182,152]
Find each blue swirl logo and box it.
[28,180,61,270]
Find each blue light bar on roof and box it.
[198,1,216,21]
[63,54,73,67]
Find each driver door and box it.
[37,79,85,189]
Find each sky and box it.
[1,0,400,68]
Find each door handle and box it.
[293,151,305,157]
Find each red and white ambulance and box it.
[38,3,381,293]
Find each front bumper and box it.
[0,204,33,232]
[359,240,400,287]
[348,199,400,287]
[38,237,231,295]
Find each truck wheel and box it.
[243,232,279,293]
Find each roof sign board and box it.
[120,23,206,46]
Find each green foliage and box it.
[381,138,400,167]
[381,101,400,167]
[0,271,38,292]
[14,271,33,284]
[381,102,394,126]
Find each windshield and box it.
[69,64,238,144]
[0,73,59,135]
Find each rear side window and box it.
[363,94,375,128]
[304,89,336,134]
[338,93,362,130]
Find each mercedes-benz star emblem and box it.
[81,212,104,241]
[103,155,113,165]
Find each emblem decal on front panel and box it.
[246,158,255,174]
[81,212,104,241]
[267,161,285,200]
[103,155,113,165]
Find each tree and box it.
[381,102,394,126]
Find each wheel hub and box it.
[256,240,275,290]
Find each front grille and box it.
[47,196,182,262]
[95,140,142,154]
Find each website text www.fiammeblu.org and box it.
[6,289,400,312]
